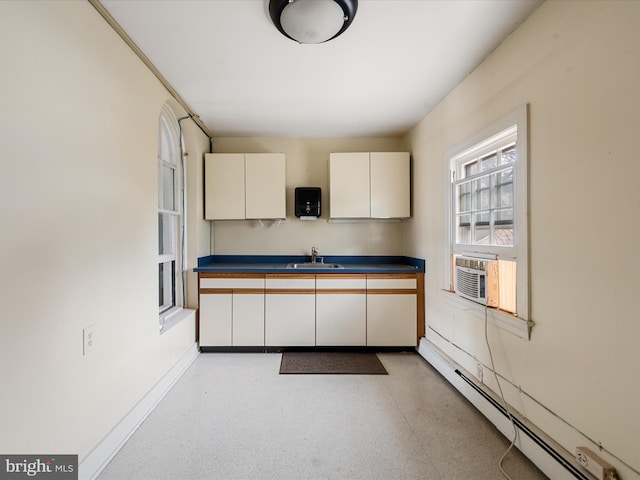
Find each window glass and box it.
[158,116,176,166]
[480,153,497,171]
[158,213,176,256]
[159,261,175,313]
[464,161,478,177]
[493,168,513,209]
[457,181,472,213]
[161,165,176,211]
[473,212,490,244]
[457,214,471,244]
[493,209,514,245]
[474,177,490,211]
[501,145,516,165]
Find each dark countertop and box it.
[194,255,425,274]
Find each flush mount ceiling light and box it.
[269,0,358,44]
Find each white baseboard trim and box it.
[78,343,200,480]
[417,338,587,480]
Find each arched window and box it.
[158,104,183,331]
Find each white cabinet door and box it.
[367,294,416,346]
[366,276,417,346]
[232,293,265,346]
[199,293,232,346]
[204,153,245,220]
[265,276,315,346]
[265,294,315,346]
[316,275,366,346]
[316,294,366,346]
[245,153,286,219]
[329,152,370,218]
[370,152,410,218]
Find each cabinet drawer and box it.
[316,276,366,290]
[265,277,315,290]
[367,278,416,290]
[201,277,265,289]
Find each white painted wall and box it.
[0,1,206,462]
[404,1,640,478]
[210,137,406,255]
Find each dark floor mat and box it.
[279,351,388,375]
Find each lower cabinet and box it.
[198,272,422,348]
[265,275,315,346]
[366,276,418,346]
[199,275,265,347]
[316,275,366,346]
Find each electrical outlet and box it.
[83,325,95,356]
[576,447,617,480]
[475,362,483,383]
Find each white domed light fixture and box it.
[269,0,358,44]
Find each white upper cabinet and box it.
[329,152,410,219]
[329,152,371,218]
[370,152,410,218]
[245,153,286,219]
[204,153,286,220]
[205,153,245,220]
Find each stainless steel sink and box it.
[286,262,344,269]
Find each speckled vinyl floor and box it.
[97,352,547,480]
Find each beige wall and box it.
[404,1,640,478]
[0,2,206,461]
[211,137,406,256]
[182,116,212,309]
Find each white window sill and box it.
[442,290,533,340]
[160,307,195,334]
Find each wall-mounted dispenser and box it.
[295,187,321,220]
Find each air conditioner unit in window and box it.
[454,255,499,307]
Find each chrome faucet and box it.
[311,246,318,263]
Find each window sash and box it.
[454,164,515,248]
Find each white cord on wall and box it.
[484,305,520,480]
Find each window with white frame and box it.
[158,105,184,331]
[445,105,529,321]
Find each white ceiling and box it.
[100,0,542,138]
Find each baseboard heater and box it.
[454,369,590,480]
